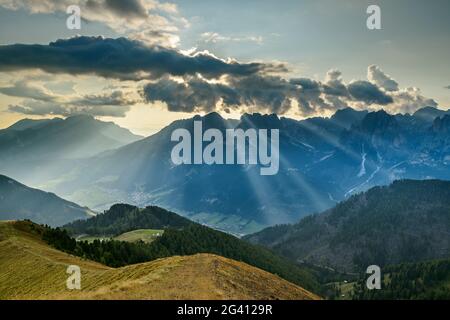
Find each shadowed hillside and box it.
[245,179,450,272]
[0,175,94,226]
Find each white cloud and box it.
[0,0,186,47]
[367,65,399,92]
[0,80,56,101]
[1,78,140,117]
[388,87,438,114]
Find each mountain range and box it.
[1,107,450,234]
[0,115,142,186]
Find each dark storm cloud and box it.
[142,71,406,115]
[101,0,147,18]
[230,75,297,114]
[143,77,241,113]
[143,75,326,114]
[289,78,320,90]
[347,81,393,105]
[323,80,349,97]
[0,36,276,80]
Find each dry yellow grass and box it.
[0,221,320,300]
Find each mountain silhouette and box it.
[0,114,142,185]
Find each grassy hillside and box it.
[77,229,164,243]
[245,179,450,272]
[0,221,319,300]
[60,204,320,292]
[0,174,94,226]
[114,229,163,243]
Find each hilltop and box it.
[60,204,319,292]
[0,221,319,300]
[64,204,192,235]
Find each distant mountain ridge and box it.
[0,174,94,226]
[3,107,450,234]
[413,106,450,123]
[5,118,63,131]
[244,179,450,272]
[0,114,142,186]
[45,107,450,234]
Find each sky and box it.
[0,0,449,135]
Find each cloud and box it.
[347,80,393,105]
[0,80,56,101]
[0,0,184,46]
[71,90,139,107]
[200,32,263,45]
[8,101,69,116]
[100,0,148,18]
[367,65,399,92]
[8,99,131,117]
[71,104,131,117]
[1,79,138,117]
[323,69,349,97]
[143,74,342,115]
[0,35,440,116]
[388,87,438,114]
[0,36,278,80]
[44,81,76,95]
[142,65,439,116]
[142,77,239,113]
